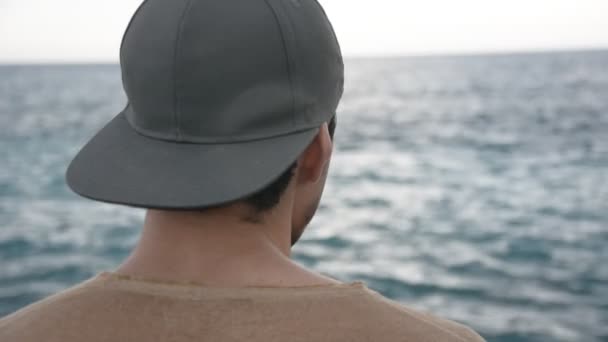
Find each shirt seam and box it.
[96,272,365,291]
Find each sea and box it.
[1,50,607,342]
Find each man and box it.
[0,0,485,341]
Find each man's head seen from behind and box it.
[65,0,344,248]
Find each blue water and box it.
[1,50,607,341]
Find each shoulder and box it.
[0,276,107,341]
[359,286,486,342]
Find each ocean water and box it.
[1,50,607,341]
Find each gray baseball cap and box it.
[66,0,344,209]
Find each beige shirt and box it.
[0,272,485,342]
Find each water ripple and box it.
[1,51,608,342]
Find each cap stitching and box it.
[118,0,150,100]
[121,105,324,145]
[172,0,197,141]
[261,0,296,128]
[310,0,345,103]
[125,112,321,145]
[273,0,299,127]
[310,0,342,61]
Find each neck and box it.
[114,196,334,286]
[117,204,291,280]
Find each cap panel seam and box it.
[261,0,296,128]
[310,0,342,60]
[172,0,197,141]
[119,0,151,96]
[310,0,345,108]
[272,0,300,127]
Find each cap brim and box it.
[66,109,318,209]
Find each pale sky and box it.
[1,0,607,63]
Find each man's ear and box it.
[297,123,333,184]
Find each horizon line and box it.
[1,46,606,66]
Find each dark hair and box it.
[242,116,337,213]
